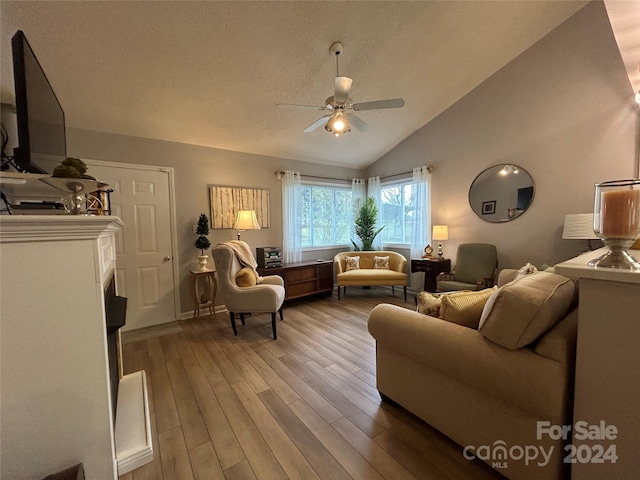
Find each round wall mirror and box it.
[469,164,534,223]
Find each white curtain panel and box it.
[351,178,366,250]
[282,170,302,263]
[411,166,431,260]
[367,176,383,250]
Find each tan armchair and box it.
[211,241,285,339]
[436,243,498,292]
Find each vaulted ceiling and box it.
[0,1,595,169]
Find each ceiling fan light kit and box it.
[325,112,350,136]
[277,41,405,136]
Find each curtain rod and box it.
[274,170,350,182]
[275,165,434,181]
[380,165,434,180]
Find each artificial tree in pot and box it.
[352,196,384,251]
[194,213,211,270]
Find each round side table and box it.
[189,268,217,319]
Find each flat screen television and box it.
[517,186,534,211]
[11,30,66,174]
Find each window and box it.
[380,181,416,244]
[299,184,352,247]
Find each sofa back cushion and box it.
[478,272,575,350]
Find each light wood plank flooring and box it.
[119,287,505,480]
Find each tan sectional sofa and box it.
[334,251,408,300]
[368,269,578,480]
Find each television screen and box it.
[517,186,534,211]
[12,30,66,173]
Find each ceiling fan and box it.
[277,42,405,136]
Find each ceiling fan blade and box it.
[303,115,331,133]
[334,76,353,104]
[277,103,328,111]
[352,98,405,111]
[347,113,369,132]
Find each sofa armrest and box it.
[497,269,518,287]
[437,272,454,282]
[368,303,569,418]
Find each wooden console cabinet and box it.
[258,260,333,301]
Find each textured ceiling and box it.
[1,1,589,169]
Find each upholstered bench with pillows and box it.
[334,251,408,300]
[368,267,578,480]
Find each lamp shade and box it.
[432,225,449,241]
[562,214,598,239]
[234,210,261,230]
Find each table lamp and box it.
[234,210,260,240]
[432,225,449,257]
[562,213,599,251]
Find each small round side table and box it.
[189,268,217,319]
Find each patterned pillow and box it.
[514,262,538,281]
[416,291,442,316]
[373,256,390,269]
[345,256,360,271]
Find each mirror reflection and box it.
[469,164,534,223]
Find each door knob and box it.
[163,256,171,262]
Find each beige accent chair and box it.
[368,269,578,480]
[437,243,498,292]
[334,251,408,301]
[211,242,285,339]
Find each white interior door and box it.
[87,161,178,331]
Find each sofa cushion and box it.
[236,266,258,287]
[440,287,497,329]
[374,255,390,269]
[478,272,575,350]
[345,256,360,271]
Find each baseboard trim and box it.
[121,321,183,344]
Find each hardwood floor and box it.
[118,287,505,480]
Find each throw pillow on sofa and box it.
[345,256,360,271]
[514,262,538,280]
[416,291,442,316]
[439,287,497,329]
[236,267,258,287]
[478,272,575,350]
[373,256,390,269]
[416,288,496,328]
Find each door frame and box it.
[84,158,181,320]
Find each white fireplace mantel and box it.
[0,215,151,479]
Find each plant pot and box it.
[197,255,209,271]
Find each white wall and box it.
[366,1,639,270]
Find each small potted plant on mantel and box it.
[194,213,211,271]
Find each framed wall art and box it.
[209,186,270,229]
[482,200,496,215]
